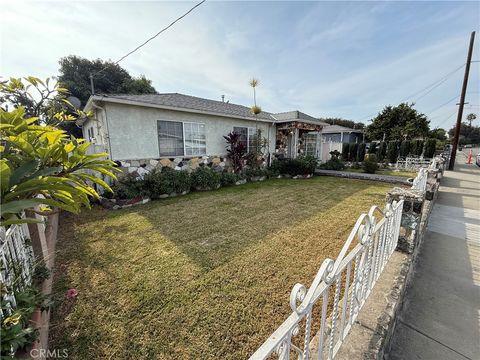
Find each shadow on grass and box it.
[49,177,392,359]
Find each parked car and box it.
[476,153,480,167]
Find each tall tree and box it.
[319,118,365,130]
[365,103,430,141]
[428,128,447,141]
[448,123,480,145]
[57,55,157,106]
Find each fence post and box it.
[386,188,425,254]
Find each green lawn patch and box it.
[346,168,416,177]
[50,177,391,359]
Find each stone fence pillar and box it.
[386,188,425,253]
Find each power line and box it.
[92,0,207,78]
[358,63,465,121]
[427,95,459,114]
[400,63,465,103]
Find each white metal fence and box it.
[411,168,428,193]
[249,200,404,360]
[395,157,432,171]
[0,223,35,314]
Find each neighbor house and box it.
[78,93,362,175]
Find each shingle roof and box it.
[273,110,329,125]
[321,124,363,133]
[96,93,276,121]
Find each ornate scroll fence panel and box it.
[0,223,35,315]
[249,200,404,360]
[411,168,428,194]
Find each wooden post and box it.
[449,31,475,170]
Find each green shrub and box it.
[357,143,367,162]
[244,167,269,179]
[220,172,241,186]
[351,161,361,169]
[341,143,350,160]
[387,141,399,163]
[143,168,191,198]
[424,138,436,158]
[110,173,146,199]
[350,143,359,162]
[399,140,411,158]
[191,167,221,190]
[377,142,387,161]
[319,157,345,171]
[271,155,317,176]
[363,154,379,174]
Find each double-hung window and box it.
[157,120,206,157]
[233,126,256,152]
[184,122,206,156]
[304,133,317,157]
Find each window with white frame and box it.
[87,127,95,142]
[184,122,206,156]
[304,133,317,157]
[157,120,206,157]
[233,126,257,152]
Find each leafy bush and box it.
[271,155,317,176]
[377,142,387,161]
[1,287,43,357]
[350,162,361,169]
[363,154,379,174]
[424,138,437,158]
[220,172,242,186]
[399,140,411,158]
[144,168,191,197]
[319,157,345,171]
[341,143,350,161]
[357,143,367,162]
[224,132,247,173]
[244,167,269,180]
[191,167,221,190]
[411,140,424,156]
[350,143,359,162]
[110,173,146,199]
[387,141,399,163]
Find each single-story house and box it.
[321,124,364,144]
[78,93,362,174]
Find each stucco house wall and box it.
[84,102,276,161]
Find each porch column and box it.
[340,132,344,143]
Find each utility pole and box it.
[449,31,475,170]
[89,73,95,95]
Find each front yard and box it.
[50,177,392,359]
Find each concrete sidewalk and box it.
[387,162,480,359]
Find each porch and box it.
[274,121,343,162]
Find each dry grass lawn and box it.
[50,177,391,359]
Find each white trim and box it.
[157,119,207,157]
[233,125,256,152]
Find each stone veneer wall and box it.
[116,156,230,178]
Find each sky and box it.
[1,0,479,130]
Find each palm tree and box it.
[466,113,477,127]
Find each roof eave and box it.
[86,95,276,123]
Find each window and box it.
[157,120,206,157]
[304,133,317,157]
[184,122,206,156]
[87,127,95,142]
[233,126,257,152]
[158,121,184,156]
